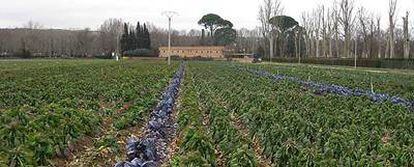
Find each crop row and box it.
[115,62,185,167]
[170,63,260,167]
[0,60,178,166]
[184,62,414,166]
[240,66,413,110]
[170,65,220,166]
[248,64,414,100]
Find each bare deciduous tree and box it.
[403,11,410,59]
[315,8,322,58]
[301,12,312,58]
[98,18,123,54]
[357,7,370,58]
[387,0,397,58]
[333,5,341,58]
[338,0,355,58]
[376,16,382,58]
[258,0,283,60]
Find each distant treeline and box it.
[0,19,226,58]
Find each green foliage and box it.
[198,13,223,35]
[214,28,237,45]
[113,108,143,130]
[171,74,217,167]
[269,15,299,32]
[120,23,130,52]
[0,60,177,166]
[218,19,233,28]
[171,151,211,167]
[269,57,414,69]
[253,63,414,99]
[123,48,156,57]
[94,132,121,154]
[170,63,259,166]
[228,145,258,167]
[2,60,413,166]
[180,129,216,163]
[198,13,236,46]
[173,61,414,166]
[121,22,151,53]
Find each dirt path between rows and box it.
[51,101,151,166]
[229,112,273,167]
[219,97,273,167]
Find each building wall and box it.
[159,46,225,58]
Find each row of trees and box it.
[0,28,99,58]
[149,14,238,47]
[0,19,206,58]
[197,14,237,46]
[0,19,124,58]
[120,22,151,53]
[0,15,238,58]
[2,2,410,59]
[257,0,413,60]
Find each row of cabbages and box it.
[115,63,185,167]
[244,67,413,110]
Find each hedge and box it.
[269,58,414,69]
[123,49,158,57]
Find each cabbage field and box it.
[0,60,178,166]
[171,62,413,166]
[1,60,413,166]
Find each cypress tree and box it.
[129,28,136,50]
[120,23,129,53]
[143,23,151,49]
[136,22,143,49]
[120,21,152,52]
[146,27,151,49]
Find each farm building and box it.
[158,46,228,58]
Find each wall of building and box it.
[159,46,225,58]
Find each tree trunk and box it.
[403,12,410,59]
[298,35,301,63]
[377,18,382,59]
[329,38,333,58]
[354,39,358,68]
[335,32,340,58]
[305,34,310,58]
[388,0,397,59]
[316,39,319,58]
[270,35,274,61]
[386,35,390,58]
[389,30,395,59]
[368,20,374,58]
[295,34,299,59]
[310,34,314,57]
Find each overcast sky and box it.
[0,0,413,30]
